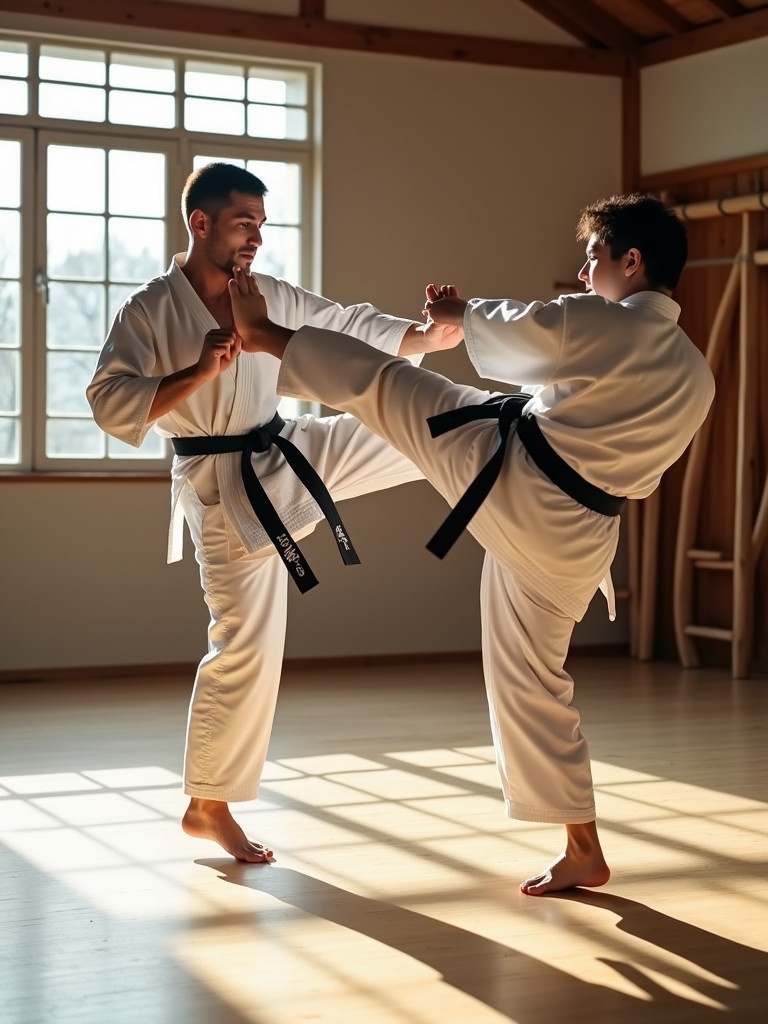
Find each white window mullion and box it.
[0,128,34,469]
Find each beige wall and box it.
[1,11,624,673]
[641,36,768,176]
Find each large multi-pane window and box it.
[0,35,316,471]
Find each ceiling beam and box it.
[518,0,640,52]
[706,0,747,17]
[632,0,692,34]
[641,4,768,64]
[0,0,626,75]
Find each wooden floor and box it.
[1,655,767,1024]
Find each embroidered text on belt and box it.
[172,413,359,593]
[424,394,627,558]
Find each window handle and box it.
[35,270,49,304]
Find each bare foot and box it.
[520,820,610,897]
[182,798,274,863]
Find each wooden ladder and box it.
[673,202,768,678]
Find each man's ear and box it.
[624,247,643,278]
[189,208,209,238]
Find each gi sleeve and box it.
[86,303,163,448]
[463,295,566,387]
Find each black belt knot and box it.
[425,393,626,559]
[172,413,360,593]
[244,422,279,453]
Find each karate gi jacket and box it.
[87,255,418,563]
[461,289,715,618]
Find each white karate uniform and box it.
[87,256,423,801]
[276,291,715,822]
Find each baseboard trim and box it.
[0,645,631,683]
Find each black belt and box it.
[425,394,626,559]
[172,413,359,593]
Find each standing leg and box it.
[480,553,610,894]
[180,495,288,861]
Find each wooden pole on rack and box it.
[637,491,660,660]
[733,211,759,678]
[673,259,740,667]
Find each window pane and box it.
[0,280,20,346]
[47,351,96,415]
[47,213,105,279]
[247,69,307,105]
[0,78,28,115]
[47,145,105,213]
[0,40,28,77]
[109,150,165,217]
[47,417,104,458]
[0,348,19,411]
[109,90,176,129]
[184,96,244,134]
[0,210,20,277]
[108,218,165,281]
[0,416,19,463]
[110,53,175,92]
[247,76,286,104]
[247,161,300,223]
[258,225,299,281]
[0,139,21,207]
[108,283,139,325]
[193,153,245,170]
[108,432,165,459]
[48,282,105,349]
[185,61,244,99]
[39,46,106,85]
[247,104,306,141]
[39,83,106,122]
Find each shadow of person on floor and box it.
[550,889,765,1020]
[197,860,767,1023]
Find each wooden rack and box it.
[672,193,768,678]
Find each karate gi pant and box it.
[180,412,423,802]
[277,327,622,824]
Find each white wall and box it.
[0,9,623,673]
[641,36,768,176]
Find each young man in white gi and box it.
[87,163,461,863]
[225,193,716,894]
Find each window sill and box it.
[0,471,170,483]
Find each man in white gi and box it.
[225,192,716,894]
[87,162,460,863]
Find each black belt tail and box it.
[173,413,359,594]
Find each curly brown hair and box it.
[576,192,687,291]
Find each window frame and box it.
[0,31,319,476]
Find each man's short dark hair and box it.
[576,192,688,291]
[181,162,268,223]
